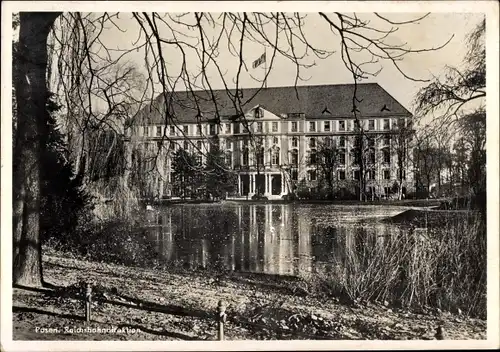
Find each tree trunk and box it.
[13,12,61,287]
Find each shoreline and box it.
[145,198,445,208]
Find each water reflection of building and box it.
[147,204,397,277]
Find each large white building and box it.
[125,83,415,200]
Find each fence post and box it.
[217,300,227,341]
[85,282,92,323]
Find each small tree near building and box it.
[171,148,202,199]
[204,147,237,200]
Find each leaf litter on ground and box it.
[12,252,487,341]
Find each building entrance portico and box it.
[237,172,286,198]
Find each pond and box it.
[144,203,412,276]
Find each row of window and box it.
[305,168,401,182]
[147,136,392,166]
[220,135,392,150]
[138,117,403,137]
[219,148,393,168]
[142,124,217,137]
[148,138,392,166]
[233,148,281,167]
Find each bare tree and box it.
[315,137,341,199]
[12,11,452,286]
[414,18,485,206]
[390,118,415,200]
[415,18,485,125]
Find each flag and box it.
[252,52,266,69]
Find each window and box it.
[309,138,316,148]
[367,137,375,148]
[220,123,231,134]
[183,125,188,134]
[257,122,263,133]
[338,170,346,180]
[210,141,218,153]
[291,149,299,165]
[226,139,231,150]
[368,119,375,131]
[233,122,240,134]
[324,136,332,147]
[144,126,149,137]
[324,121,330,132]
[256,147,264,166]
[291,168,298,181]
[273,136,279,145]
[383,135,391,146]
[384,169,391,180]
[339,136,346,148]
[209,124,216,135]
[309,170,317,181]
[353,170,360,180]
[272,148,280,165]
[339,151,346,165]
[225,151,232,166]
[291,121,298,132]
[272,122,278,132]
[197,141,202,150]
[254,108,262,118]
[368,149,376,164]
[400,169,407,180]
[292,137,298,148]
[183,141,189,150]
[242,148,249,166]
[196,125,202,135]
[309,150,317,164]
[170,126,175,136]
[156,126,162,137]
[339,120,345,131]
[368,169,375,180]
[309,121,316,132]
[383,119,390,130]
[383,148,391,164]
[384,187,391,196]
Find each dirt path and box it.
[12,252,486,341]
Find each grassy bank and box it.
[308,209,486,319]
[13,251,486,341]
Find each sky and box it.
[87,11,484,121]
[10,9,485,124]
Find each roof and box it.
[133,82,412,125]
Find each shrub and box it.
[282,193,299,201]
[251,194,268,201]
[307,213,486,318]
[44,214,159,268]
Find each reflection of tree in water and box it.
[151,205,402,280]
[311,226,340,263]
[167,206,239,270]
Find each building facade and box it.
[125,83,415,200]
